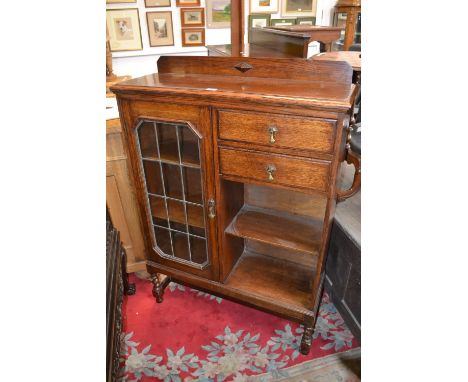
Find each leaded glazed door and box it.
[121,102,218,280]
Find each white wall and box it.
[108,0,232,77]
[108,0,338,77]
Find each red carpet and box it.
[118,274,359,381]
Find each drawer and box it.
[219,147,330,193]
[218,110,336,154]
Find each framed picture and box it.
[106,8,143,51]
[107,0,136,3]
[281,0,316,17]
[145,0,171,7]
[146,11,174,47]
[250,0,279,14]
[249,14,271,28]
[296,16,316,25]
[180,8,205,27]
[206,0,231,29]
[176,0,200,6]
[181,28,205,46]
[270,18,297,26]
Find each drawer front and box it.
[219,147,330,193]
[218,110,336,154]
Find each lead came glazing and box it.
[136,120,208,268]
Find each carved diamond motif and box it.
[234,62,254,73]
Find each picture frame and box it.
[146,11,174,47]
[270,18,297,26]
[296,16,316,25]
[248,14,271,42]
[181,28,205,46]
[250,0,279,14]
[180,8,205,28]
[106,8,143,52]
[281,0,316,17]
[175,0,200,6]
[145,0,171,7]
[206,0,231,29]
[107,0,136,3]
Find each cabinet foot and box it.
[300,325,314,355]
[150,273,165,303]
[125,283,136,295]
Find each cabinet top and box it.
[111,56,356,112]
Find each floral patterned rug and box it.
[118,274,360,382]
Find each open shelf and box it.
[225,205,322,255]
[225,249,316,309]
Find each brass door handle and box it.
[266,164,276,181]
[208,198,216,219]
[268,126,278,144]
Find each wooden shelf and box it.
[225,205,322,255]
[225,249,316,309]
[152,201,205,229]
[142,140,200,169]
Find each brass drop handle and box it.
[208,198,216,219]
[268,126,278,144]
[266,164,276,181]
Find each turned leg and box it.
[150,273,164,303]
[300,325,314,355]
[121,249,136,296]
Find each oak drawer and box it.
[219,147,330,193]
[218,110,336,154]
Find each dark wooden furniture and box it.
[106,215,135,382]
[334,0,361,51]
[111,56,360,354]
[267,25,344,53]
[207,26,343,58]
[325,161,361,340]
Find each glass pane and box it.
[187,204,205,237]
[143,160,163,195]
[167,199,187,232]
[190,237,207,264]
[138,121,158,158]
[179,125,200,166]
[137,119,208,268]
[162,163,183,200]
[172,231,190,261]
[149,195,168,227]
[184,167,203,204]
[157,123,179,163]
[154,226,172,256]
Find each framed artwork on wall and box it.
[145,0,171,7]
[250,0,279,14]
[281,0,316,17]
[146,11,174,47]
[206,0,231,29]
[248,14,271,28]
[181,28,205,46]
[180,8,205,27]
[175,0,201,6]
[107,0,136,3]
[296,16,316,25]
[270,18,297,26]
[106,8,143,51]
